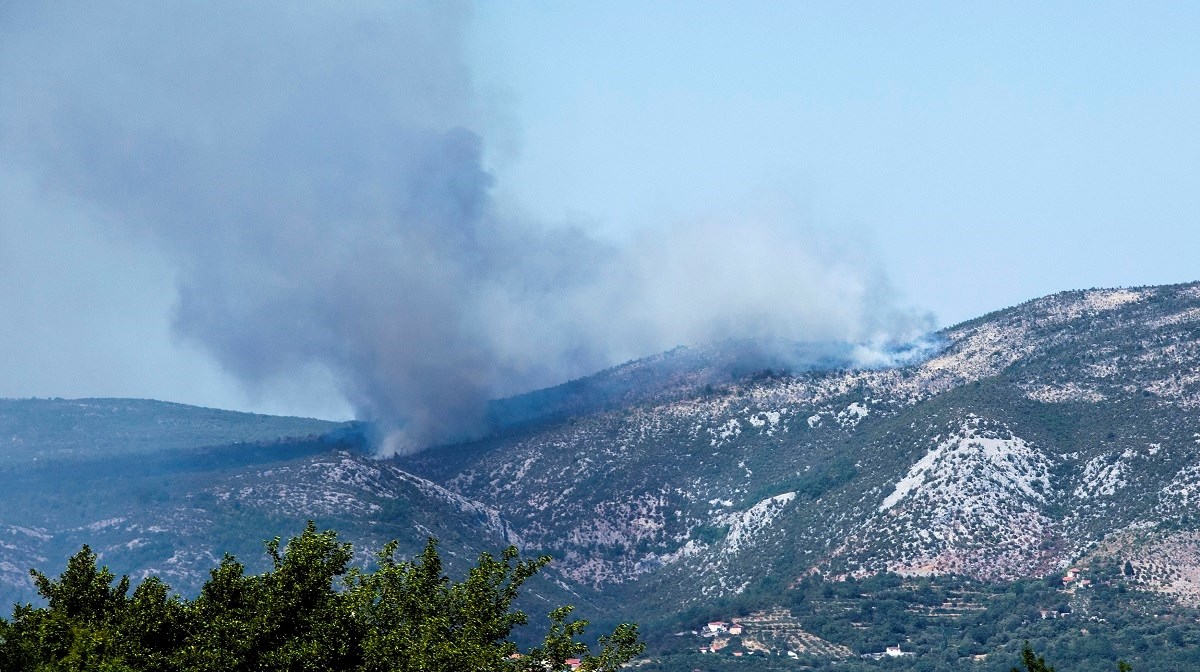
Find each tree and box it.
[0,524,644,672]
[1012,642,1132,672]
[1012,643,1055,672]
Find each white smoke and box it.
[0,1,932,454]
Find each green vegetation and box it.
[770,456,858,501]
[1010,642,1132,672]
[631,567,1197,671]
[0,524,643,671]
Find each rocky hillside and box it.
[399,282,1200,610]
[5,282,1200,668]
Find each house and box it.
[728,623,744,635]
[565,658,582,670]
[704,621,728,635]
[733,651,744,657]
[863,645,915,660]
[699,647,711,654]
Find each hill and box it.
[395,281,1200,669]
[0,398,339,465]
[7,282,1200,669]
[0,401,588,623]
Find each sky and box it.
[469,2,1199,322]
[0,2,1196,425]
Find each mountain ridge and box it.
[5,281,1200,668]
[397,281,1200,597]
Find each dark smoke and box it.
[0,1,932,454]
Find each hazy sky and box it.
[0,2,1196,422]
[470,1,1199,323]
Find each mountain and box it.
[393,281,1200,667]
[6,282,1200,669]
[402,284,1200,589]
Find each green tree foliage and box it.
[1012,642,1132,672]
[0,523,643,671]
[1012,643,1056,672]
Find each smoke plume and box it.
[0,2,931,453]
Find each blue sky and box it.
[470,1,1199,325]
[0,2,1196,420]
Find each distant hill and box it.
[0,397,342,465]
[0,401,589,624]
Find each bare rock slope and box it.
[399,282,1200,609]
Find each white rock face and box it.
[849,418,1058,580]
[1022,382,1107,403]
[1073,453,1129,499]
[714,492,797,556]
[1159,461,1200,510]
[879,419,1051,513]
[1041,288,1145,324]
[837,402,869,428]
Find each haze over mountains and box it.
[0,1,931,455]
[5,282,1200,669]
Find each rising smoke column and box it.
[0,1,931,454]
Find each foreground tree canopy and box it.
[1012,642,1132,672]
[0,523,642,671]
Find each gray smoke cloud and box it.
[0,1,932,454]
